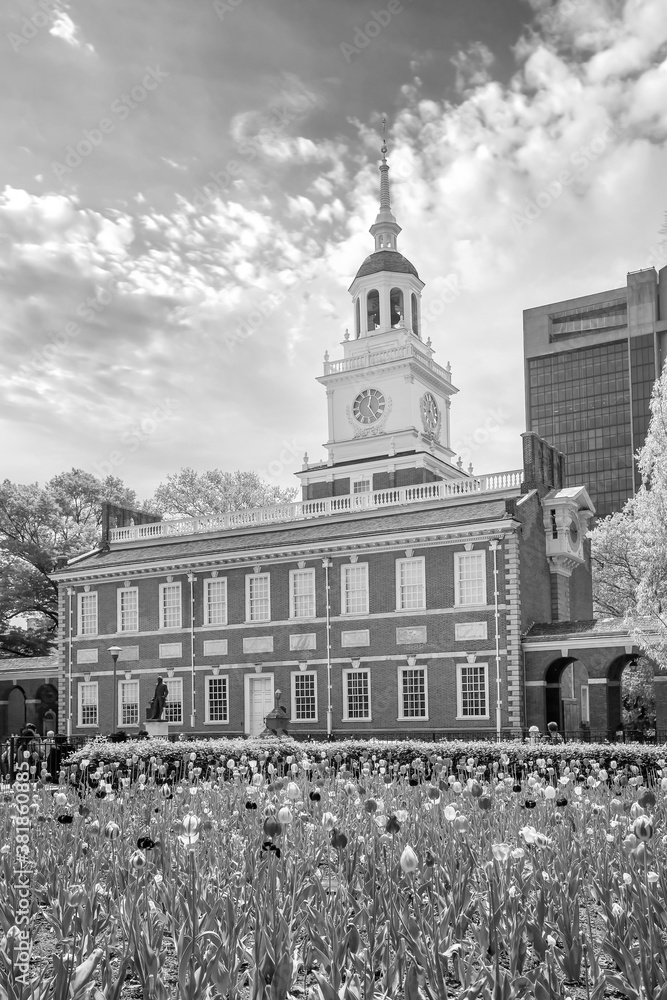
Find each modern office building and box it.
[524,266,667,518]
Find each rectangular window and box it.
[163,677,183,724]
[77,592,98,636]
[246,574,271,622]
[352,477,371,494]
[117,587,138,633]
[455,551,487,607]
[341,563,369,615]
[399,666,427,719]
[78,682,98,727]
[160,582,182,629]
[290,568,316,619]
[119,680,139,727]
[205,675,229,724]
[343,668,371,721]
[457,663,489,719]
[581,685,590,724]
[396,557,425,611]
[204,578,227,626]
[291,671,318,721]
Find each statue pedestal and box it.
[144,721,169,739]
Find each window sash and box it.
[581,685,590,724]
[292,672,317,721]
[78,592,98,636]
[290,569,315,619]
[78,682,98,726]
[204,579,227,626]
[342,564,369,615]
[400,667,427,718]
[163,678,183,724]
[247,574,270,622]
[397,558,425,611]
[344,669,370,720]
[455,552,486,606]
[160,583,182,629]
[119,680,139,727]
[118,588,138,632]
[205,676,228,723]
[458,663,488,718]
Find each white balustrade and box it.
[323,343,451,381]
[108,469,523,544]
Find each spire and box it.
[369,117,402,253]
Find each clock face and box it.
[353,388,386,425]
[569,520,580,546]
[423,393,439,432]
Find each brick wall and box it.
[516,492,553,629]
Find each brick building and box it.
[51,141,663,742]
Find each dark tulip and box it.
[137,837,155,850]
[95,790,106,799]
[78,805,90,817]
[245,801,254,810]
[524,800,536,809]
[513,783,522,793]
[274,848,281,859]
[309,791,321,802]
[331,829,348,850]
[57,814,74,824]
[409,778,418,787]
[385,815,401,834]
[556,797,568,807]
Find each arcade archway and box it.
[7,687,26,736]
[544,656,590,735]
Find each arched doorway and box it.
[608,654,654,740]
[35,684,58,735]
[7,687,26,736]
[544,657,590,736]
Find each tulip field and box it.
[2,737,667,1000]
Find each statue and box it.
[147,676,169,721]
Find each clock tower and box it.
[297,129,468,501]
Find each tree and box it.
[151,468,297,518]
[621,656,656,732]
[590,365,667,667]
[0,471,137,657]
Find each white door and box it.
[248,676,273,736]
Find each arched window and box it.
[367,289,380,331]
[390,287,404,328]
[355,297,361,339]
[411,293,420,338]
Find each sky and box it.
[1,0,667,505]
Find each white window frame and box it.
[118,679,140,728]
[398,664,429,720]
[341,562,369,616]
[395,557,426,611]
[456,662,490,720]
[78,681,99,728]
[351,475,372,494]
[204,674,229,725]
[203,577,228,627]
[159,582,182,630]
[245,573,271,623]
[290,670,318,722]
[117,587,139,633]
[580,684,590,724]
[342,667,371,722]
[454,550,487,607]
[289,568,316,620]
[162,677,183,725]
[77,591,98,636]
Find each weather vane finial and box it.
[381,116,388,161]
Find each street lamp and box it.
[108,646,121,736]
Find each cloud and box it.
[49,11,95,52]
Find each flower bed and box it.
[2,742,666,998]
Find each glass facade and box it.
[630,333,656,491]
[527,340,634,518]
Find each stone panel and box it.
[396,626,427,644]
[243,636,274,654]
[290,633,316,651]
[454,622,487,641]
[341,630,370,647]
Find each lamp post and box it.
[108,646,121,736]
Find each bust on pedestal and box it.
[144,676,170,738]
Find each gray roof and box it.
[524,618,626,638]
[355,251,420,280]
[0,655,59,672]
[57,495,514,575]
